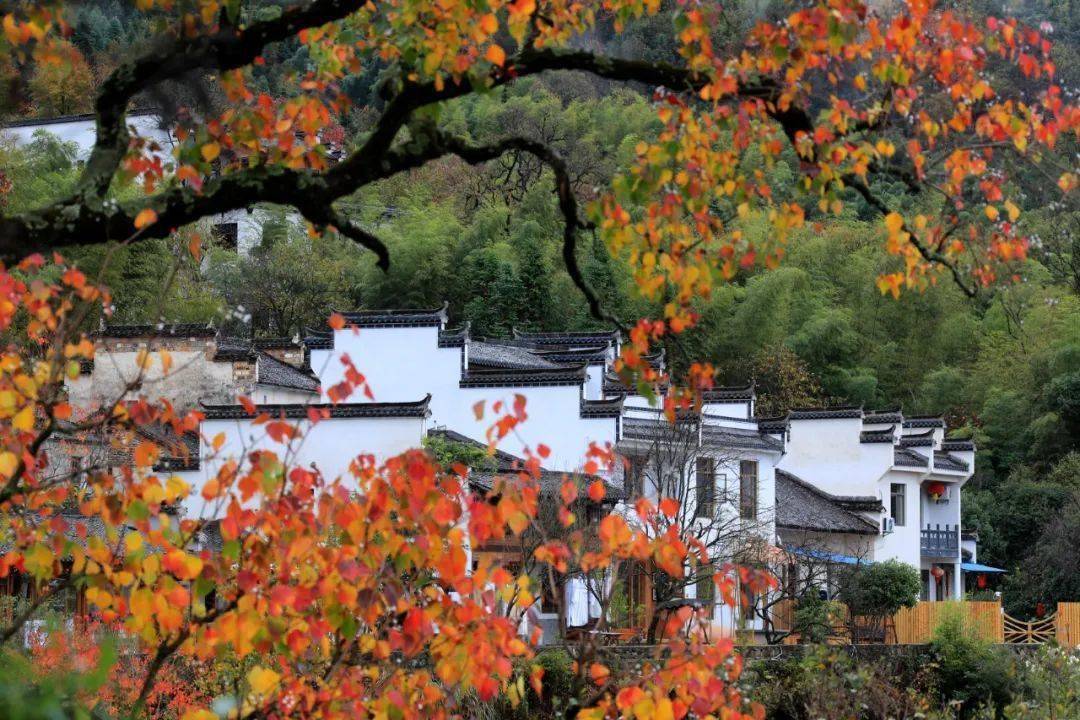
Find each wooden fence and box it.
[893,601,1004,644]
[891,601,1080,646]
[772,601,1080,646]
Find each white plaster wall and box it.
[779,418,889,497]
[312,326,617,472]
[1,113,174,162]
[584,365,603,400]
[702,401,752,419]
[921,480,961,530]
[67,348,237,414]
[876,469,923,568]
[183,414,427,518]
[254,385,318,404]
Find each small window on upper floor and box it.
[695,457,716,518]
[890,483,906,526]
[623,454,646,497]
[212,222,239,250]
[739,460,758,520]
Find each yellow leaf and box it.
[13,405,33,432]
[1004,200,1020,222]
[884,212,904,236]
[480,13,498,35]
[134,208,157,229]
[201,142,221,162]
[984,205,999,221]
[0,451,17,478]
[125,532,143,554]
[485,44,506,67]
[248,666,281,696]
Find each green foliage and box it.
[838,560,921,620]
[422,434,496,474]
[930,602,1017,719]
[1004,645,1080,720]
[791,594,838,645]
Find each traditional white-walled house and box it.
[61,306,986,643]
[0,112,300,254]
[772,407,977,601]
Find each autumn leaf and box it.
[133,208,157,229]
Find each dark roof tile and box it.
[775,470,879,535]
[894,447,929,467]
[200,395,431,420]
[860,428,895,443]
[580,396,624,419]
[256,352,319,393]
[788,406,863,420]
[469,341,565,370]
[339,304,447,328]
[903,416,944,429]
[98,322,216,338]
[702,384,755,402]
[934,452,969,472]
[459,366,586,388]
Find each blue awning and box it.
[961,562,1006,574]
[788,547,868,566]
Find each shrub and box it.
[838,560,920,641]
[1005,644,1080,720]
[930,602,1017,719]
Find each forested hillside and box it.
[1,0,1077,612]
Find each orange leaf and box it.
[201,142,221,162]
[659,497,680,517]
[133,208,157,229]
[485,44,506,67]
[328,313,346,331]
[587,479,606,502]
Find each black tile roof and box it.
[427,428,622,501]
[98,322,216,338]
[934,452,969,472]
[459,366,586,388]
[213,339,256,362]
[534,348,610,364]
[702,384,755,402]
[860,428,895,443]
[757,416,788,434]
[438,325,469,348]
[469,341,565,370]
[302,328,334,350]
[338,304,447,328]
[903,416,944,428]
[427,427,524,472]
[941,440,975,452]
[775,470,880,535]
[898,429,935,447]
[511,328,619,348]
[863,410,903,424]
[621,416,698,442]
[580,396,624,419]
[252,337,302,350]
[788,406,863,420]
[894,447,929,467]
[256,352,319,393]
[200,395,431,420]
[702,424,785,452]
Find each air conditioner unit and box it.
[882,516,895,535]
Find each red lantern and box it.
[977,574,987,589]
[926,482,947,501]
[931,566,945,580]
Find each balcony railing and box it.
[921,524,959,557]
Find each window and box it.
[696,572,715,611]
[695,457,715,518]
[212,222,239,250]
[739,460,758,519]
[623,454,646,497]
[890,483,906,526]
